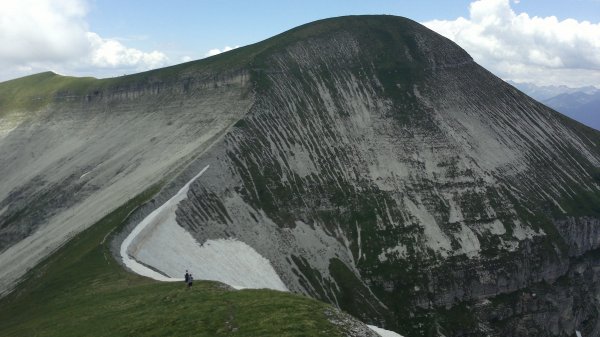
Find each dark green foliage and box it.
[433,303,478,337]
[291,255,334,301]
[560,185,600,217]
[328,258,390,325]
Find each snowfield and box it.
[120,164,402,337]
[120,165,287,290]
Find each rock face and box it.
[168,17,600,336]
[0,68,253,295]
[4,15,600,337]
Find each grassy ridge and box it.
[0,72,97,112]
[0,15,429,114]
[0,46,259,113]
[0,185,346,337]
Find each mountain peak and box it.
[252,15,473,71]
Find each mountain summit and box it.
[2,15,600,336]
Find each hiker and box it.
[187,273,194,288]
[184,270,190,285]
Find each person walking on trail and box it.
[187,273,194,288]
[184,270,190,285]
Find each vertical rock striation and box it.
[168,16,600,336]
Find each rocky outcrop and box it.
[555,217,600,256]
[470,250,600,337]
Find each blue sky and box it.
[1,0,600,87]
[85,0,600,62]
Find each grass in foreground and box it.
[0,186,345,337]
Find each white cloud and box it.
[423,0,600,87]
[0,0,89,65]
[86,32,167,69]
[0,0,168,81]
[205,46,239,58]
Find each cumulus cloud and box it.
[86,32,167,69]
[0,0,168,81]
[0,0,89,65]
[205,46,240,58]
[423,0,600,87]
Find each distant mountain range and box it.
[509,81,600,131]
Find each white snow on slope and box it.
[119,165,210,282]
[120,164,287,291]
[368,325,405,337]
[121,165,400,334]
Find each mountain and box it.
[509,81,600,131]
[3,15,600,337]
[0,66,253,294]
[508,81,598,101]
[543,91,600,131]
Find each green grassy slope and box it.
[0,15,431,114]
[0,186,349,337]
[0,42,260,113]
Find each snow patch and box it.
[368,325,404,337]
[138,228,288,290]
[79,171,92,179]
[121,165,287,291]
[120,165,210,282]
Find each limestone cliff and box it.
[167,16,600,336]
